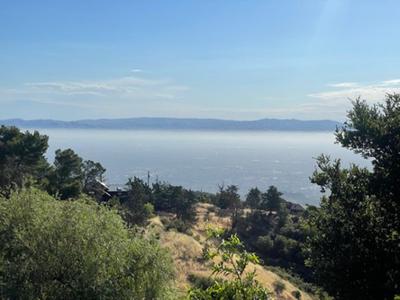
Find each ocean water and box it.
[32,129,370,206]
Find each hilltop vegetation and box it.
[0,94,399,299]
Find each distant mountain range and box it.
[0,117,341,131]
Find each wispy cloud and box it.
[1,76,188,103]
[381,79,400,86]
[1,74,399,121]
[309,79,400,102]
[304,78,400,120]
[130,68,143,73]
[327,82,358,88]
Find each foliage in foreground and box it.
[0,189,174,299]
[188,228,270,300]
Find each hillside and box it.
[0,117,340,131]
[147,203,315,300]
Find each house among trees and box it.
[87,180,128,202]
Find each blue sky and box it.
[1,0,400,121]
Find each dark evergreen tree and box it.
[216,185,241,209]
[82,160,106,188]
[49,149,83,199]
[174,188,197,222]
[245,187,262,208]
[152,181,174,211]
[261,185,283,212]
[82,160,106,199]
[123,177,152,225]
[0,126,49,197]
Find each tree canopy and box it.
[216,185,241,209]
[305,94,400,299]
[245,187,262,209]
[260,185,283,212]
[49,149,84,199]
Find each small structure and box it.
[284,201,304,215]
[86,180,128,202]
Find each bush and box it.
[207,205,217,213]
[266,266,330,298]
[273,280,286,295]
[188,229,270,299]
[187,273,214,290]
[255,235,273,252]
[143,202,155,217]
[165,218,193,234]
[0,189,174,299]
[291,290,302,299]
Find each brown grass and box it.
[147,203,314,300]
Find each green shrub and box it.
[165,218,193,234]
[0,188,174,299]
[266,266,331,298]
[188,229,270,299]
[143,202,155,217]
[187,273,214,290]
[255,235,273,252]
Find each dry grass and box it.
[147,203,314,300]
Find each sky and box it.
[1,0,400,121]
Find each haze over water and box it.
[36,129,369,206]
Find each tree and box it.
[276,203,289,228]
[337,95,400,273]
[152,181,174,211]
[234,210,273,240]
[123,177,153,225]
[0,188,174,299]
[216,185,241,209]
[151,182,197,221]
[305,95,400,299]
[82,159,106,196]
[49,149,84,199]
[261,186,283,212]
[0,126,49,197]
[245,187,262,209]
[174,188,197,222]
[188,228,270,299]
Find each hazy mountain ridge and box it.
[0,117,341,131]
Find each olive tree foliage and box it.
[0,126,49,197]
[305,95,400,300]
[188,228,270,300]
[0,188,174,300]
